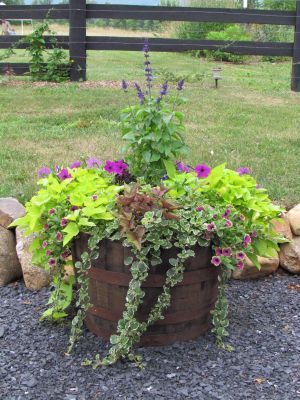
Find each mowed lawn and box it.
[0,51,299,207]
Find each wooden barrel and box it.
[73,235,219,347]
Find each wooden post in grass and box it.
[291,0,300,91]
[69,0,86,81]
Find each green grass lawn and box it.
[0,51,299,207]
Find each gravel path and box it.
[1,273,299,400]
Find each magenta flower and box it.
[58,168,72,181]
[70,161,81,169]
[251,230,257,238]
[71,205,79,211]
[195,164,211,179]
[224,219,232,228]
[38,167,51,178]
[240,214,245,221]
[236,251,246,260]
[212,214,218,219]
[92,195,98,201]
[236,260,244,270]
[48,258,56,267]
[56,232,63,242]
[196,206,205,212]
[46,250,52,256]
[207,223,215,232]
[243,234,252,247]
[176,161,190,173]
[222,209,231,219]
[86,157,101,169]
[222,247,232,257]
[48,208,56,215]
[104,160,115,174]
[215,247,222,256]
[43,223,49,230]
[61,218,68,227]
[211,256,221,267]
[114,160,128,175]
[237,167,250,176]
[42,241,48,248]
[225,220,233,228]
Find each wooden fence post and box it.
[291,0,300,91]
[69,0,86,81]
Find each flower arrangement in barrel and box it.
[11,41,285,366]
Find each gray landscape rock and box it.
[16,227,51,290]
[0,197,25,229]
[0,226,22,286]
[279,236,300,274]
[232,255,279,280]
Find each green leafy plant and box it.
[205,26,251,64]
[0,17,70,82]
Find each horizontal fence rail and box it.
[0,0,300,90]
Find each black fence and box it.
[0,1,300,91]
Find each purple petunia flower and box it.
[38,167,51,178]
[56,232,63,242]
[176,161,190,173]
[196,206,205,212]
[86,157,101,169]
[215,247,222,256]
[240,214,246,221]
[48,208,56,215]
[42,241,48,248]
[236,251,246,260]
[61,218,68,227]
[71,205,79,211]
[251,230,257,238]
[243,234,252,247]
[43,223,49,230]
[237,167,251,176]
[55,165,61,173]
[92,195,98,201]
[211,256,221,267]
[70,161,81,169]
[224,220,233,228]
[195,164,211,179]
[46,250,52,256]
[177,79,185,91]
[207,223,215,232]
[161,175,168,181]
[58,168,72,181]
[121,79,128,92]
[222,247,232,257]
[48,258,56,267]
[236,260,244,270]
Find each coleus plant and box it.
[11,42,285,367]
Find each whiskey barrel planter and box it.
[73,235,220,347]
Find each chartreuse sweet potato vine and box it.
[11,42,285,367]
